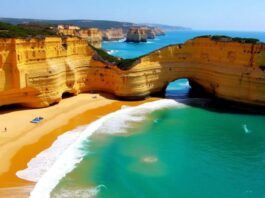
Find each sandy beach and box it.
[0,93,156,197]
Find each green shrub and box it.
[194,35,261,44]
[194,35,211,39]
[90,44,137,70]
[211,35,231,41]
[232,37,259,44]
[0,22,56,38]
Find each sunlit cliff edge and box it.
[0,36,264,108]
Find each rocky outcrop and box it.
[78,28,102,48]
[103,28,125,41]
[0,37,108,108]
[57,25,102,48]
[0,36,264,108]
[126,27,147,42]
[153,28,165,36]
[126,27,165,42]
[122,37,265,106]
[57,25,80,36]
[145,28,156,39]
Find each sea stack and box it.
[144,28,156,39]
[126,27,165,43]
[103,28,125,41]
[126,27,147,42]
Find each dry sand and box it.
[0,93,156,197]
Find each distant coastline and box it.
[0,17,191,31]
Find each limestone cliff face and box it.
[122,37,265,106]
[126,28,147,43]
[57,25,80,36]
[0,37,111,107]
[145,28,156,39]
[0,37,264,108]
[153,28,165,36]
[126,27,165,42]
[103,28,125,41]
[57,26,102,48]
[78,28,102,48]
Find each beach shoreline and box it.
[0,93,156,197]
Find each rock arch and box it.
[113,37,265,106]
[0,36,264,108]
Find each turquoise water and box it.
[51,31,265,197]
[103,30,265,59]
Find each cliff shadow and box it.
[0,104,30,115]
[164,79,265,115]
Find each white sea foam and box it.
[117,38,126,42]
[179,81,191,88]
[103,38,126,44]
[52,185,106,198]
[27,99,185,198]
[243,124,251,133]
[107,50,119,55]
[16,129,83,182]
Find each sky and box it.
[0,0,265,31]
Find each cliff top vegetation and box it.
[0,22,56,38]
[90,45,138,70]
[194,35,261,44]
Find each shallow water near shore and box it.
[50,83,265,197]
[31,31,265,197]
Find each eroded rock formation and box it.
[78,28,102,48]
[57,25,80,36]
[126,27,147,42]
[126,27,165,42]
[103,28,125,41]
[153,28,165,36]
[125,37,265,106]
[0,36,264,108]
[0,37,107,107]
[144,28,156,39]
[57,25,102,48]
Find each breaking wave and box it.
[107,49,119,55]
[23,99,185,198]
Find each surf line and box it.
[29,99,186,198]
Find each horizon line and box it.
[1,16,265,33]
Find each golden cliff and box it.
[126,37,265,106]
[126,27,147,42]
[0,37,106,107]
[57,25,102,48]
[78,28,102,48]
[126,27,165,42]
[103,28,125,41]
[0,36,264,108]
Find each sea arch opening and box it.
[165,78,191,99]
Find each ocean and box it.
[102,30,265,59]
[26,31,265,198]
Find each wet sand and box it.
[0,93,156,197]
